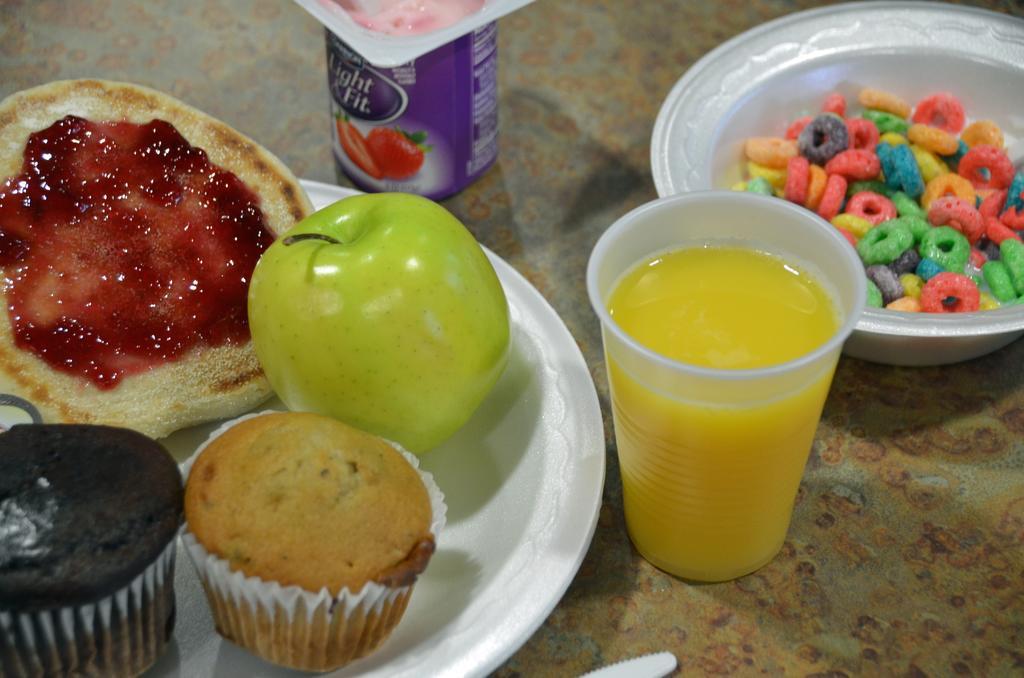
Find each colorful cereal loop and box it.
[785,115,812,141]
[822,92,846,116]
[999,239,1024,294]
[900,273,924,299]
[891,144,925,199]
[747,162,787,190]
[856,220,913,265]
[921,173,976,210]
[911,93,966,134]
[825,149,881,181]
[908,145,949,183]
[958,145,1015,191]
[920,225,970,272]
[859,87,911,118]
[886,296,921,312]
[846,118,879,152]
[846,191,897,225]
[982,260,1017,302]
[832,213,873,239]
[960,120,1003,148]
[907,124,960,156]
[927,196,984,244]
[784,156,810,205]
[744,137,798,168]
[817,173,847,220]
[879,132,908,146]
[919,272,979,313]
[804,164,828,211]
[985,216,1020,245]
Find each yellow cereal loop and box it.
[979,292,1000,311]
[900,273,923,299]
[907,124,960,155]
[804,164,827,211]
[858,87,911,118]
[961,120,1003,149]
[731,180,748,191]
[879,132,908,146]
[886,296,921,312]
[831,213,873,239]
[909,144,949,183]
[747,161,787,190]
[921,173,976,210]
[743,137,798,169]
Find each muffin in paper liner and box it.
[0,538,177,678]
[178,411,447,672]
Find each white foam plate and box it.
[651,1,1024,366]
[152,180,606,677]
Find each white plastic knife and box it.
[579,651,678,678]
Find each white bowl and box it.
[651,1,1024,366]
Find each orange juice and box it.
[606,245,840,581]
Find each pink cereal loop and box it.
[846,118,879,152]
[785,116,812,141]
[846,191,897,226]
[928,196,984,244]
[784,156,810,205]
[1002,207,1024,231]
[822,92,846,117]
[858,87,911,118]
[912,93,966,135]
[824,149,881,181]
[817,174,847,221]
[744,137,798,169]
[985,217,1020,244]
[979,189,1007,220]
[958,144,1015,191]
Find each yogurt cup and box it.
[295,0,536,200]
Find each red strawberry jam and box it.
[0,115,275,389]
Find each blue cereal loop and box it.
[1005,171,1024,214]
[877,143,901,191]
[892,143,924,199]
[941,139,968,171]
[916,257,944,281]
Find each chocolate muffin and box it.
[0,424,183,677]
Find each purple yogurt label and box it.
[326,24,499,201]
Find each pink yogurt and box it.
[344,0,485,36]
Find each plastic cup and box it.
[587,191,866,582]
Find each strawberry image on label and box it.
[366,127,431,180]
[335,115,383,180]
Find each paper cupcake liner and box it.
[0,538,177,678]
[179,411,447,672]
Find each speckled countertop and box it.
[2,1,1023,676]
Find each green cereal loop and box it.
[746,176,773,195]
[847,180,893,198]
[891,191,926,218]
[919,225,970,273]
[863,109,909,136]
[884,215,930,244]
[982,260,1017,302]
[1000,239,1024,295]
[856,221,914,265]
[866,278,883,308]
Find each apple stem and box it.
[282,233,343,246]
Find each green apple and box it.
[247,192,510,453]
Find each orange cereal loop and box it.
[886,296,921,312]
[858,87,911,118]
[921,173,976,210]
[961,120,1004,149]
[907,124,959,156]
[804,164,827,211]
[744,137,798,169]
